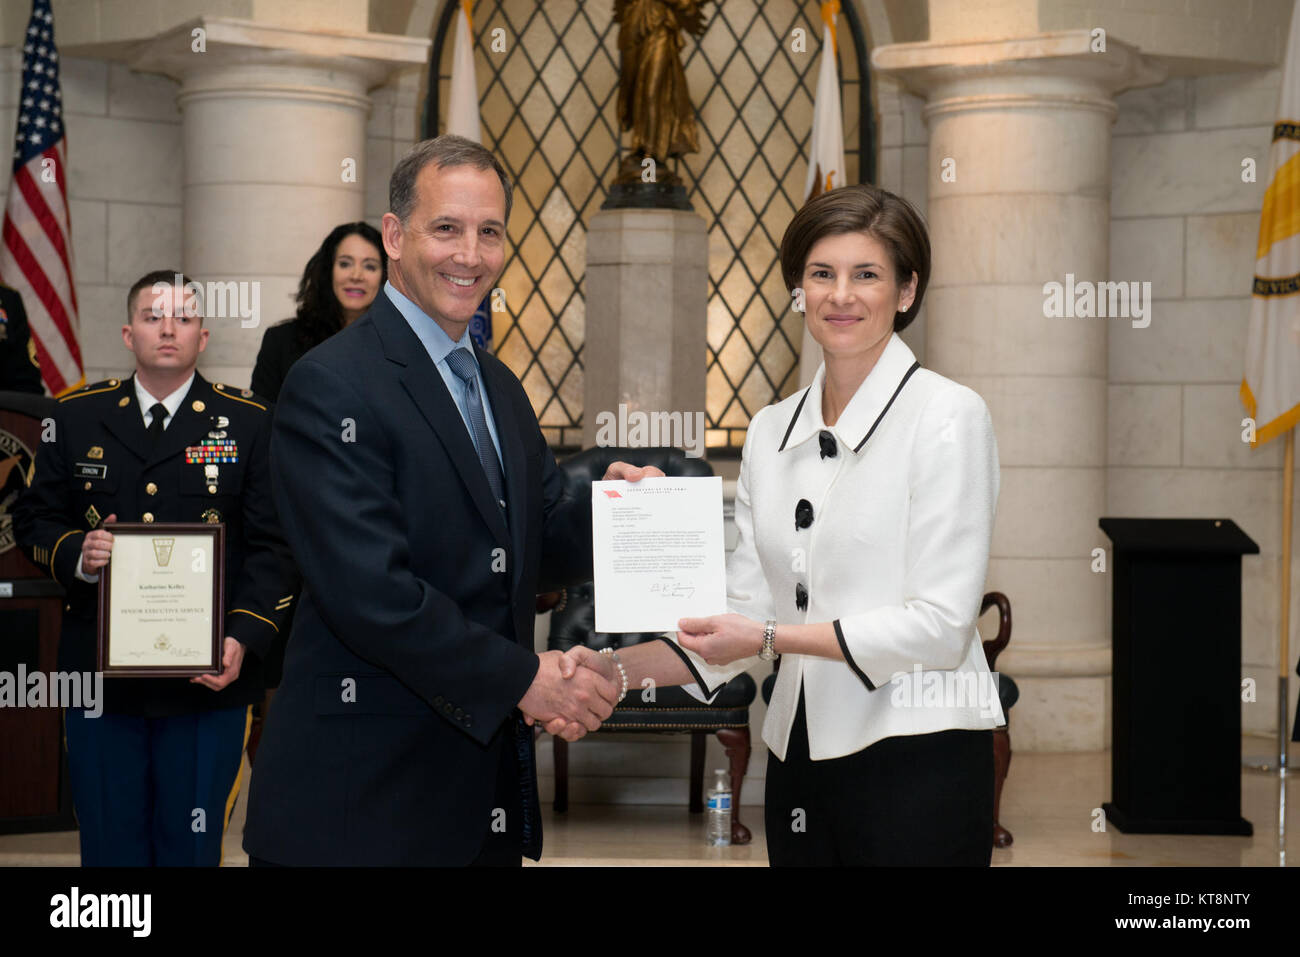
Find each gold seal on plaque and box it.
[151,537,175,566]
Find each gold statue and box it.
[612,0,709,188]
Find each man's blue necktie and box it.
[445,347,506,512]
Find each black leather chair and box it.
[538,446,757,844]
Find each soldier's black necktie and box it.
[147,402,167,449]
[445,348,506,512]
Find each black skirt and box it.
[764,688,994,866]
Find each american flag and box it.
[0,0,80,395]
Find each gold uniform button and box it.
[108,378,119,386]
[83,481,91,490]
[145,482,158,495]
[118,396,130,407]
[192,400,206,412]
[142,512,154,523]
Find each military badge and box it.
[201,508,222,524]
[85,504,101,528]
[185,439,238,464]
[87,446,104,460]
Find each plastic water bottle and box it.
[706,768,732,846]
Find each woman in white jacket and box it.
[563,184,1003,865]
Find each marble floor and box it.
[2,736,1295,866]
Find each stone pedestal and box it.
[583,208,708,452]
[126,18,428,383]
[873,31,1163,750]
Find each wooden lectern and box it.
[1099,517,1257,835]
[0,390,76,833]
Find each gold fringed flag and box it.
[1243,2,1300,447]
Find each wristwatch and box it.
[759,619,778,661]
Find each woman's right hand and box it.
[80,513,116,573]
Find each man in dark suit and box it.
[0,283,44,393]
[14,270,295,865]
[243,136,656,866]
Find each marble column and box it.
[583,209,708,451]
[128,18,428,384]
[873,32,1163,750]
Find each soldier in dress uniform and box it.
[0,283,45,394]
[13,269,295,866]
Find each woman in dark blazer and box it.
[251,222,386,402]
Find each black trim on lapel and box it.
[852,361,920,453]
[476,349,527,595]
[370,292,511,549]
[778,388,811,452]
[100,373,151,462]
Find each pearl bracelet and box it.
[598,647,629,704]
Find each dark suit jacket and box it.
[242,291,592,865]
[250,318,307,404]
[13,372,295,715]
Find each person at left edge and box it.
[13,269,295,866]
[0,283,45,393]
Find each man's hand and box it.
[559,645,618,685]
[80,513,117,574]
[519,650,619,742]
[677,613,764,666]
[190,637,245,691]
[601,461,666,482]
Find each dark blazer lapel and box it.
[100,373,151,462]
[370,294,510,549]
[477,350,528,595]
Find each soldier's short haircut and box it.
[127,269,200,323]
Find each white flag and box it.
[446,0,481,143]
[1243,0,1300,447]
[798,1,847,389]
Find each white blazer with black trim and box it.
[665,332,1005,762]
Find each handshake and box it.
[518,646,623,742]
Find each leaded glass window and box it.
[428,0,870,450]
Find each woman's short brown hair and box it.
[778,184,931,333]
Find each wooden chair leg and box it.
[553,736,569,814]
[716,726,752,845]
[992,725,1013,848]
[689,732,705,813]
